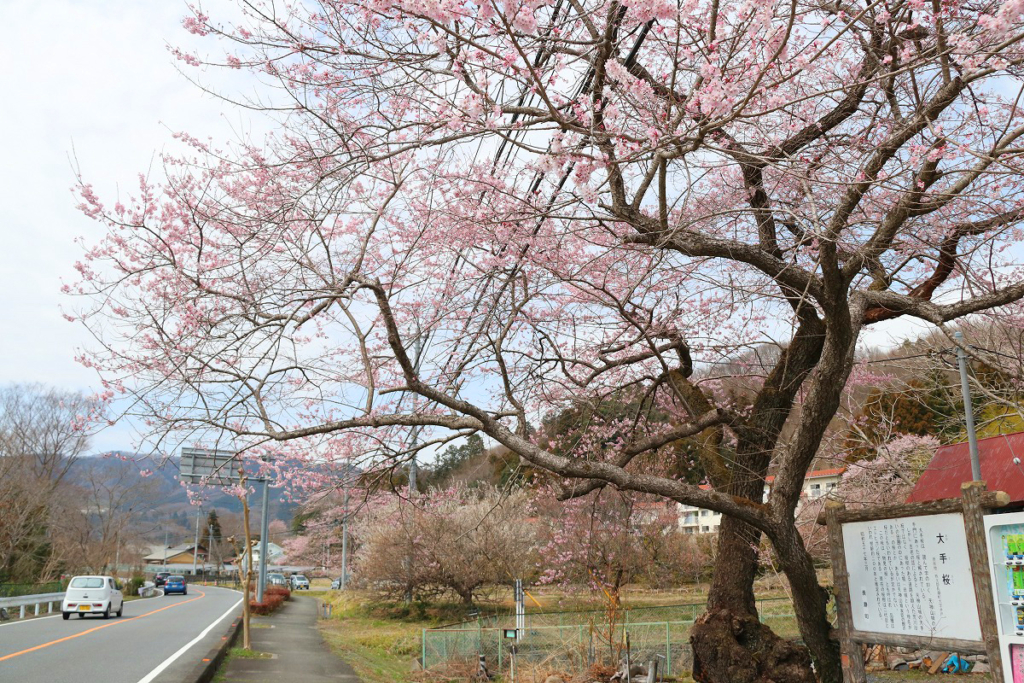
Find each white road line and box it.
[0,615,60,628]
[136,594,243,683]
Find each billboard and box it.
[179,447,241,486]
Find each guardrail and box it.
[0,592,65,621]
[139,581,162,598]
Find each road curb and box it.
[183,608,242,683]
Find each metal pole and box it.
[340,486,349,589]
[192,510,201,576]
[208,524,214,577]
[163,530,168,567]
[955,331,982,481]
[405,425,421,604]
[257,477,271,603]
[407,331,425,495]
[408,425,421,494]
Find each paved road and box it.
[0,585,242,683]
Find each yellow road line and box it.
[0,589,207,663]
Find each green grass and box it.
[210,646,275,682]
[309,577,822,683]
[226,647,274,659]
[317,593,436,683]
[307,584,993,683]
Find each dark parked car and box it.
[153,572,171,587]
[164,575,187,595]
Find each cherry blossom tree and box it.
[70,0,1024,680]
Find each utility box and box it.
[985,512,1024,682]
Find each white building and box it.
[232,541,286,571]
[677,468,845,534]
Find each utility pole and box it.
[405,425,420,604]
[340,485,349,589]
[256,475,271,603]
[163,530,168,567]
[408,427,420,494]
[955,331,982,481]
[192,510,201,577]
[404,330,424,603]
[407,331,425,495]
[208,524,215,576]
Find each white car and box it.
[62,575,124,620]
[289,574,310,590]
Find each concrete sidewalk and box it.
[220,595,361,683]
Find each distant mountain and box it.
[70,453,303,541]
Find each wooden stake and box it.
[826,500,868,683]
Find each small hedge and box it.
[250,594,285,615]
[265,585,291,601]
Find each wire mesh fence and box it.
[422,598,797,678]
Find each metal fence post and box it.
[666,622,671,676]
[422,629,427,670]
[19,605,25,619]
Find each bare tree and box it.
[354,485,535,605]
[0,385,97,581]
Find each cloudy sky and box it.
[0,1,932,454]
[0,1,251,451]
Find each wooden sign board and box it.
[823,484,1008,683]
[843,513,981,641]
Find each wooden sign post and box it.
[822,482,1008,683]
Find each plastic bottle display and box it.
[985,516,1024,682]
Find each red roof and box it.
[907,432,1024,504]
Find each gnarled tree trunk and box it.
[689,314,834,683]
[691,515,816,683]
[772,522,842,683]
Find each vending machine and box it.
[985,512,1024,682]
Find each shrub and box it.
[249,594,285,615]
[265,585,291,601]
[121,575,145,597]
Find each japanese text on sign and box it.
[842,513,981,641]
